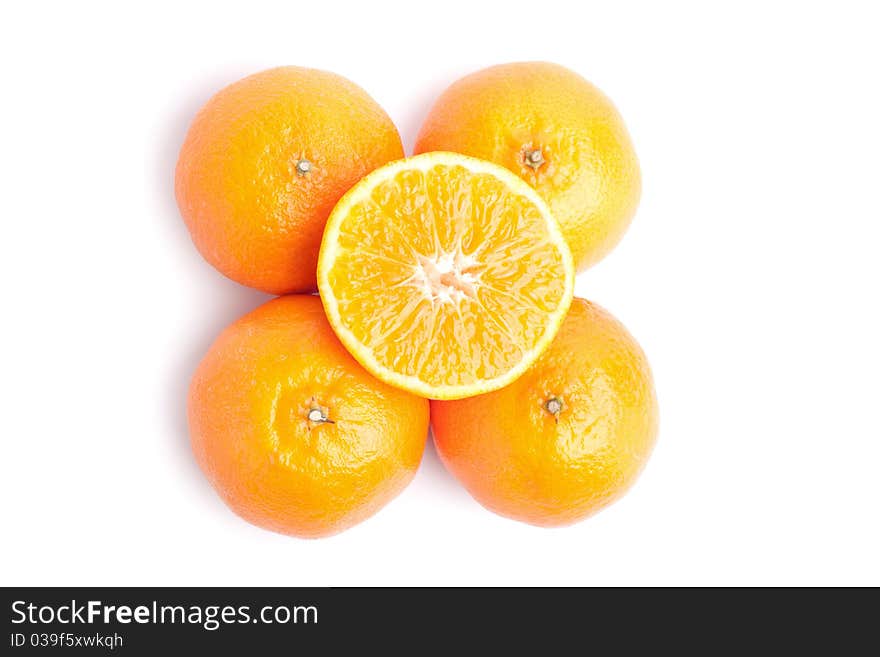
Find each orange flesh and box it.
[324,162,570,391]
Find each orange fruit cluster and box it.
[178,63,658,538]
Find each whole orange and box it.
[415,62,641,271]
[431,298,658,527]
[175,66,404,294]
[188,295,429,538]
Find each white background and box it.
[2,1,878,586]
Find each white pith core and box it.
[413,248,481,304]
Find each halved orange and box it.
[317,152,574,400]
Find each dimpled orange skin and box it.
[431,298,658,527]
[415,62,641,272]
[175,67,404,294]
[188,295,429,538]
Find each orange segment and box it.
[317,152,574,399]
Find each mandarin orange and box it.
[415,62,641,271]
[176,66,403,294]
[317,152,574,400]
[431,298,658,526]
[188,295,429,538]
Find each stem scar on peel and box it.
[523,147,545,170]
[295,158,313,176]
[307,399,334,424]
[544,396,564,423]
